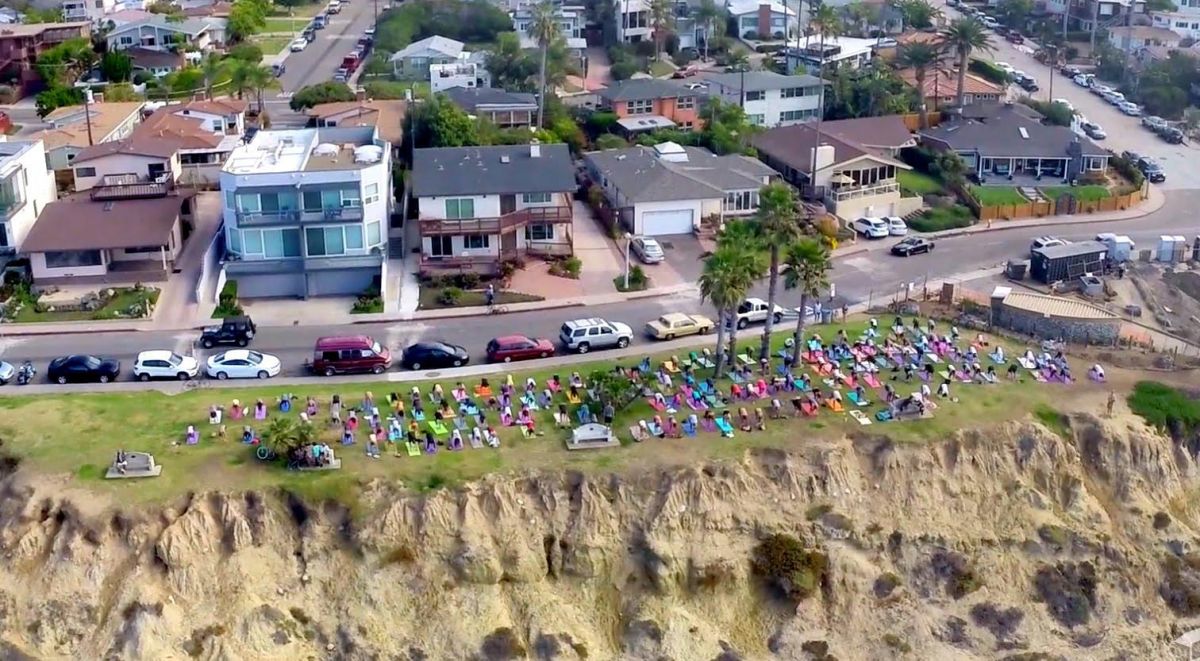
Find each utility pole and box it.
[83,87,94,146]
[1089,0,1099,52]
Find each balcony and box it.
[236,205,365,227]
[419,204,572,236]
[826,180,899,203]
[90,174,174,201]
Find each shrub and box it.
[969,58,1009,85]
[751,533,829,603]
[453,272,480,289]
[1154,511,1172,530]
[1128,381,1200,439]
[561,256,581,278]
[743,30,759,40]
[610,60,639,81]
[1034,561,1097,627]
[907,205,974,233]
[1161,554,1200,615]
[1110,154,1145,189]
[628,264,647,286]
[0,85,16,105]
[215,279,242,316]
[436,286,462,306]
[931,549,981,599]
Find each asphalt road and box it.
[3,189,1197,386]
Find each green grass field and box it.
[0,317,1068,510]
[898,170,945,197]
[263,17,305,34]
[970,186,1027,206]
[252,36,294,55]
[1040,185,1111,202]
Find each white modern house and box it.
[614,0,652,43]
[784,35,876,75]
[106,16,214,53]
[390,35,465,80]
[62,0,120,24]
[697,70,823,127]
[1152,0,1200,39]
[726,0,797,40]
[0,140,57,254]
[220,127,392,298]
[429,55,492,93]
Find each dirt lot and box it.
[1124,263,1200,342]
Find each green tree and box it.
[228,0,268,42]
[35,38,96,88]
[782,238,831,366]
[199,52,224,99]
[35,86,83,118]
[754,182,802,361]
[23,7,64,23]
[530,1,561,128]
[167,67,204,94]
[594,133,628,149]
[895,41,941,128]
[408,95,480,147]
[103,82,141,102]
[260,417,316,458]
[699,243,766,376]
[995,0,1033,29]
[940,18,994,110]
[695,0,725,61]
[227,42,264,63]
[894,0,940,29]
[289,81,355,110]
[649,0,675,61]
[486,32,536,91]
[242,63,280,115]
[99,51,132,82]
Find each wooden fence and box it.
[956,183,1149,222]
[900,111,943,131]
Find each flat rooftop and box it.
[223,126,382,175]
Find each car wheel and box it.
[773,312,783,324]
[201,339,214,349]
[372,364,385,374]
[56,375,67,384]
[577,342,590,354]
[503,356,512,363]
[617,337,630,348]
[452,360,462,367]
[177,373,190,380]
[138,373,150,382]
[324,366,336,377]
[245,329,254,339]
[699,326,711,335]
[736,318,748,329]
[410,362,422,371]
[665,333,674,340]
[236,339,248,347]
[217,372,228,380]
[928,244,934,252]
[99,375,110,383]
[257,371,269,380]
[540,351,549,358]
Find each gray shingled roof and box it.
[697,70,823,93]
[920,104,1108,159]
[598,78,699,102]
[584,145,777,203]
[443,87,537,112]
[412,144,575,197]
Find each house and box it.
[598,79,706,133]
[513,3,587,48]
[584,142,779,236]
[104,9,155,27]
[1107,25,1181,53]
[726,0,798,41]
[697,70,823,127]
[897,67,1004,111]
[63,0,120,24]
[751,115,920,220]
[1058,0,1146,30]
[390,35,465,81]
[126,46,185,77]
[443,87,537,128]
[305,99,407,145]
[614,0,652,43]
[1152,0,1200,40]
[106,16,214,53]
[919,103,1111,183]
[429,55,492,93]
[134,99,248,186]
[32,100,146,172]
[219,126,392,298]
[21,138,195,284]
[0,140,58,254]
[784,35,876,75]
[410,142,576,275]
[0,22,91,94]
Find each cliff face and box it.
[0,413,1197,660]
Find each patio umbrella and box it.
[831,173,854,185]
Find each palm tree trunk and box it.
[916,70,928,129]
[790,293,810,366]
[956,50,969,109]
[760,245,779,361]
[704,19,711,61]
[714,309,729,378]
[727,308,740,369]
[537,44,548,128]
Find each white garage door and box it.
[641,208,695,236]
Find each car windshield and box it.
[167,353,183,366]
[657,316,671,326]
[246,351,263,364]
[370,341,382,354]
[83,356,101,369]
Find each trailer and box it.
[1030,240,1108,284]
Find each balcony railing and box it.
[236,206,365,227]
[827,181,899,202]
[419,204,572,236]
[90,180,173,200]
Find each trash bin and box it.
[820,310,834,324]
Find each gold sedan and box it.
[644,313,715,341]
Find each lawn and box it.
[362,80,431,100]
[969,186,1027,206]
[11,287,159,323]
[1040,185,1111,202]
[251,36,294,56]
[648,60,675,77]
[270,2,325,17]
[417,288,544,310]
[263,17,305,34]
[898,170,945,197]
[0,317,1068,509]
[906,205,976,233]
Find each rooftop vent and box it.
[353,145,383,164]
[500,155,511,164]
[313,143,339,157]
[1019,127,1030,139]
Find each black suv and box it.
[1136,157,1166,183]
[200,316,257,349]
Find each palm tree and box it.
[940,17,993,111]
[782,238,831,366]
[895,41,941,128]
[200,52,224,100]
[694,0,724,62]
[242,63,280,116]
[649,0,675,63]
[228,59,253,100]
[530,1,560,128]
[699,244,765,377]
[754,182,802,362]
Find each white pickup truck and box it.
[734,297,786,329]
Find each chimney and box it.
[530,138,541,158]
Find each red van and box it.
[310,335,391,376]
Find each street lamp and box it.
[623,232,633,290]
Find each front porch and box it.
[418,203,574,274]
[970,155,1108,184]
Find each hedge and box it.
[969,59,1009,85]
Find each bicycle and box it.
[488,304,509,315]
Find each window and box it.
[345,224,364,250]
[305,227,325,255]
[44,250,102,268]
[341,188,361,207]
[227,228,242,254]
[429,235,452,257]
[235,193,260,213]
[123,245,162,254]
[325,226,345,254]
[225,190,235,210]
[445,198,475,219]
[75,166,96,177]
[364,183,380,204]
[780,108,818,122]
[679,121,693,129]
[262,229,301,258]
[677,96,694,109]
[522,192,551,204]
[748,114,765,125]
[744,90,764,102]
[366,221,382,246]
[724,189,759,212]
[781,86,812,98]
[626,99,653,115]
[525,223,554,241]
[463,234,489,249]
[243,229,263,254]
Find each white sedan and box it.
[133,350,200,381]
[289,38,308,52]
[206,350,282,380]
[885,216,908,235]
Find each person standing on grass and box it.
[485,284,495,310]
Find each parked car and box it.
[850,216,889,239]
[326,1,341,13]
[1118,101,1142,116]
[734,297,786,329]
[333,67,349,82]
[1030,236,1066,255]
[644,313,714,340]
[1006,32,1024,44]
[1090,84,1112,96]
[1082,122,1106,140]
[400,341,470,370]
[875,37,898,48]
[993,61,1014,74]
[364,26,375,37]
[1121,150,1141,163]
[1101,90,1125,105]
[48,354,121,384]
[310,335,391,376]
[302,27,316,41]
[311,14,327,28]
[1060,65,1081,78]
[0,361,14,384]
[271,62,286,77]
[1017,75,1039,92]
[1159,126,1185,144]
[206,350,281,380]
[1073,73,1093,87]
[630,236,665,264]
[885,216,908,235]
[559,318,633,353]
[133,350,199,381]
[1051,97,1073,111]
[200,316,256,348]
[486,335,555,363]
[289,38,308,52]
[890,236,935,257]
[1137,157,1166,183]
